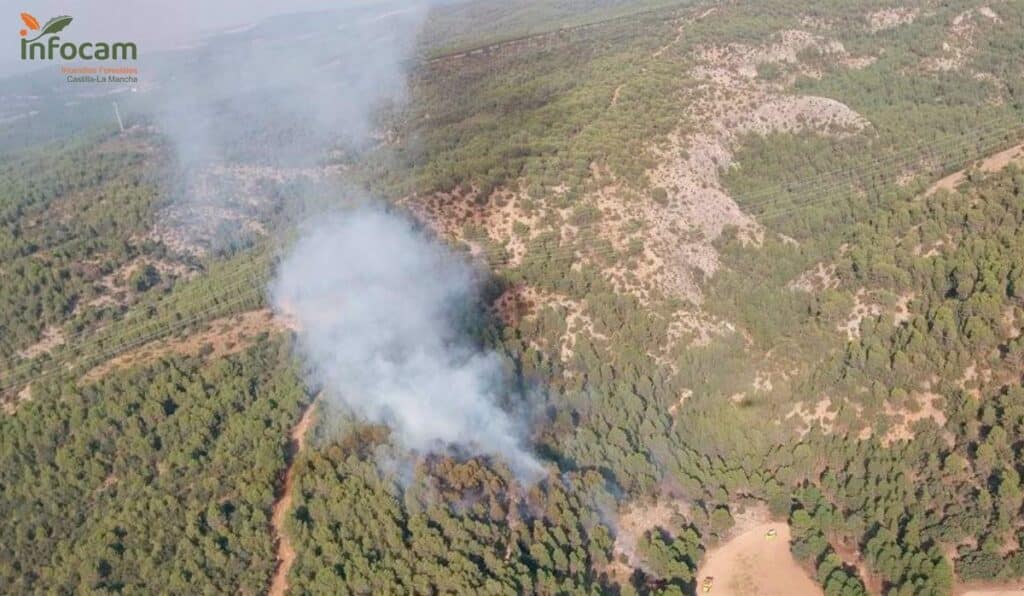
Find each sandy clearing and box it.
[698,522,821,596]
[268,396,319,596]
[959,589,1024,596]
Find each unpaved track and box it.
[268,397,318,596]
[926,142,1024,196]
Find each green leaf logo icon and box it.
[40,15,72,35]
[24,15,72,42]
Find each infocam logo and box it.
[19,12,137,61]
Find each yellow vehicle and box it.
[702,577,714,592]
[765,528,778,540]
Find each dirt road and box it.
[268,397,318,596]
[926,142,1024,196]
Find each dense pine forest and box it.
[1,0,1024,594]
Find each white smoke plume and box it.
[144,1,428,254]
[155,2,425,164]
[130,0,549,482]
[272,208,546,483]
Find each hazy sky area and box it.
[1,0,397,77]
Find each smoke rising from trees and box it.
[142,0,546,482]
[272,209,545,483]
